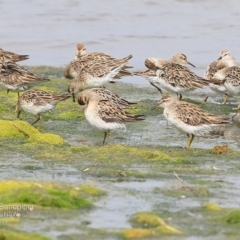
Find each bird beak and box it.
[151,100,163,110]
[187,61,195,67]
[157,100,164,107]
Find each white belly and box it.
[85,109,126,132]
[164,110,219,137]
[224,82,240,96]
[21,102,54,115]
[86,76,111,88]
[158,77,189,94]
[209,83,227,94]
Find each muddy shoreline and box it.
[0,67,240,239]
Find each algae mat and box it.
[0,72,240,239]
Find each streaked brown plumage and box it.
[0,59,49,97]
[17,89,71,128]
[213,66,240,97]
[157,94,231,148]
[156,55,209,100]
[0,48,29,62]
[205,49,238,80]
[135,54,200,96]
[145,58,168,70]
[204,49,238,103]
[77,88,136,110]
[68,59,132,102]
[78,92,144,145]
[64,43,133,79]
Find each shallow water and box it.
[1,1,240,239]
[1,0,240,85]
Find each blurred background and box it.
[1,0,240,85]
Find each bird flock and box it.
[0,45,239,148]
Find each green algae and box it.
[124,105,143,115]
[0,181,97,209]
[0,229,51,240]
[204,203,221,211]
[0,120,39,138]
[53,110,83,120]
[0,120,66,144]
[0,181,107,239]
[130,212,167,228]
[28,133,65,145]
[162,185,210,198]
[78,185,106,197]
[0,90,18,117]
[14,142,70,160]
[121,228,153,239]
[44,97,83,120]
[70,144,181,163]
[1,77,240,239]
[1,187,90,209]
[223,210,240,224]
[121,212,182,239]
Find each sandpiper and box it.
[155,53,208,100]
[64,43,133,80]
[204,49,238,103]
[0,57,49,98]
[68,59,132,102]
[17,89,71,129]
[157,94,231,148]
[213,66,240,99]
[77,92,144,145]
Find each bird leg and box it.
[150,83,163,95]
[222,94,228,105]
[11,93,20,112]
[203,96,209,102]
[231,104,240,120]
[14,93,21,112]
[177,93,183,101]
[31,115,42,130]
[72,93,76,102]
[17,110,21,119]
[102,130,110,145]
[103,131,107,145]
[187,134,194,148]
[38,115,43,130]
[15,104,19,113]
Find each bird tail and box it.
[125,113,145,122]
[14,55,29,62]
[54,92,72,102]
